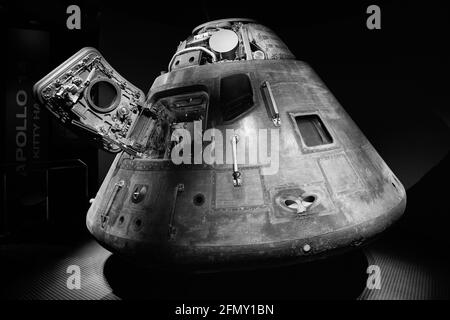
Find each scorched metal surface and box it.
[33,18,406,270]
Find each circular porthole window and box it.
[85,78,121,113]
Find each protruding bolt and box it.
[303,244,311,253]
[72,77,83,86]
[116,180,125,188]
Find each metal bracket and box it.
[100,180,125,228]
[231,135,242,187]
[261,81,281,127]
[168,183,184,240]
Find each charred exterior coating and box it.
[34,18,406,270]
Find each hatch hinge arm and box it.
[101,134,143,158]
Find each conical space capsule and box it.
[33,18,406,270]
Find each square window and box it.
[294,114,333,147]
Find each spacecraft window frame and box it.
[85,77,122,114]
[289,111,337,152]
[219,73,255,123]
[148,85,211,129]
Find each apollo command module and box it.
[33,18,406,270]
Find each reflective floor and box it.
[1,233,448,300]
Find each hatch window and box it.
[90,81,117,109]
[86,78,121,113]
[294,114,332,147]
[220,74,254,122]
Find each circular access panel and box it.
[209,29,239,54]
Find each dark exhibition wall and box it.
[1,0,449,302]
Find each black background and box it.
[2,0,449,187]
[1,0,449,302]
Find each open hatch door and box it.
[33,47,145,155]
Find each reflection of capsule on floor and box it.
[33,18,406,270]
